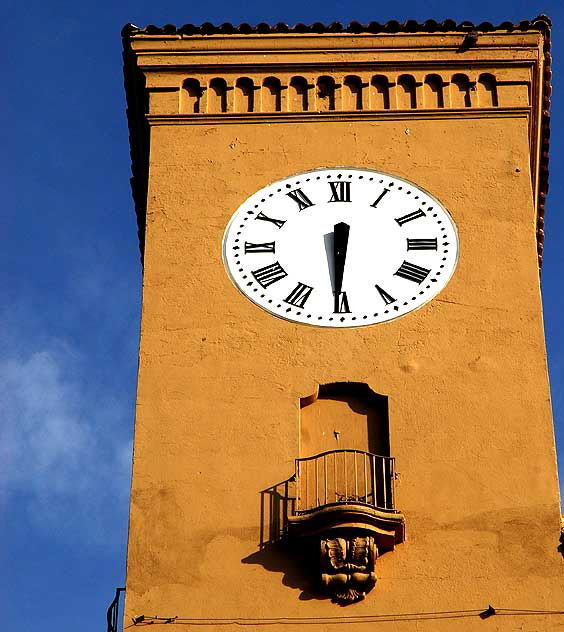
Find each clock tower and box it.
[121,16,562,630]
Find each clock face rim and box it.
[222,166,459,328]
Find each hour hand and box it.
[333,222,350,313]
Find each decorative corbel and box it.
[321,535,377,604]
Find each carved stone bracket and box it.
[321,535,377,604]
[286,448,405,604]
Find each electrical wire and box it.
[123,606,564,627]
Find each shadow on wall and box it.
[242,532,396,605]
[242,538,322,602]
[241,472,309,596]
[241,479,322,599]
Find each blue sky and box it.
[2,1,563,630]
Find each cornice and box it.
[137,60,539,74]
[146,107,530,126]
[122,16,551,268]
[537,18,551,268]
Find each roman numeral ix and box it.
[244,242,275,254]
[328,181,351,203]
[407,238,438,251]
[255,211,286,229]
[287,188,314,211]
[394,261,431,284]
[395,209,426,226]
[285,282,314,308]
[252,262,288,288]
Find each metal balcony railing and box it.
[295,449,395,514]
[106,587,125,632]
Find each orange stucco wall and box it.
[123,28,563,631]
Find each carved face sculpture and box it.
[321,536,378,604]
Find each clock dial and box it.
[223,167,458,327]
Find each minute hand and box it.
[333,222,350,311]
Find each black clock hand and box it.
[333,221,350,312]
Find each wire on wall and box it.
[124,606,564,627]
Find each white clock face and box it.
[223,167,458,328]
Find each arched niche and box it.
[316,75,336,111]
[370,75,390,110]
[235,77,255,112]
[300,382,390,458]
[181,78,202,113]
[477,73,498,107]
[451,73,473,108]
[343,75,363,110]
[208,78,228,113]
[289,76,309,112]
[262,76,281,112]
[423,74,444,108]
[397,74,417,109]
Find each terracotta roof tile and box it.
[122,15,551,37]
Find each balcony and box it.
[288,449,404,552]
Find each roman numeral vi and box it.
[333,291,351,313]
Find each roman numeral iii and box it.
[394,261,431,284]
[285,282,314,308]
[287,188,314,211]
[407,238,438,250]
[244,242,275,254]
[328,181,351,203]
[395,209,426,226]
[255,212,286,229]
[252,262,288,288]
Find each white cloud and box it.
[0,341,132,545]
